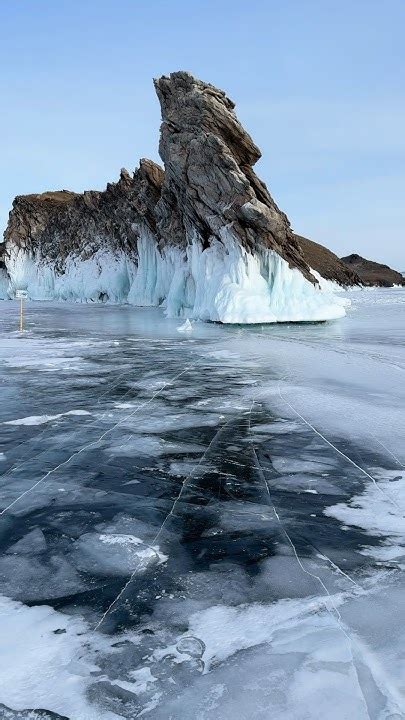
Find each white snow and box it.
[4,228,346,324]
[3,409,91,426]
[325,469,405,558]
[186,596,344,670]
[177,318,193,334]
[0,595,118,720]
[310,267,352,298]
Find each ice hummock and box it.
[3,228,346,324]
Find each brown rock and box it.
[296,235,362,287]
[3,160,164,272]
[153,71,315,282]
[341,254,405,287]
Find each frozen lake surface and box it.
[0,289,405,719]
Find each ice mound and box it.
[72,532,167,576]
[177,318,193,334]
[0,555,86,602]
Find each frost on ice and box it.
[3,228,346,324]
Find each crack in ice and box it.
[277,384,403,512]
[94,412,250,631]
[0,363,196,516]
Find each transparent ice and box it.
[0,288,404,718]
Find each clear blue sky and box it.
[1,0,404,267]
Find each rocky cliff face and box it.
[341,254,405,287]
[1,71,347,323]
[3,160,165,303]
[0,244,7,299]
[4,159,163,270]
[153,72,313,282]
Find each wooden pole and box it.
[20,297,23,332]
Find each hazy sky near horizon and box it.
[1,0,404,267]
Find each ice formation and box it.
[0,267,8,299]
[4,230,346,323]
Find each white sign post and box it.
[16,290,28,332]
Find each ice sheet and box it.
[0,290,404,718]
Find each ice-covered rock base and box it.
[4,229,346,324]
[0,267,9,300]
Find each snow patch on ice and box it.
[0,596,108,720]
[186,595,344,671]
[4,409,91,426]
[325,470,405,560]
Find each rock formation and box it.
[296,235,362,287]
[341,254,405,288]
[1,71,349,323]
[153,72,313,282]
[4,159,163,271]
[3,161,164,303]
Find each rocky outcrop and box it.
[4,159,163,271]
[1,71,348,323]
[0,242,8,298]
[153,72,314,283]
[341,254,405,287]
[296,235,362,287]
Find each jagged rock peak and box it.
[154,70,261,167]
[4,158,164,263]
[153,71,314,282]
